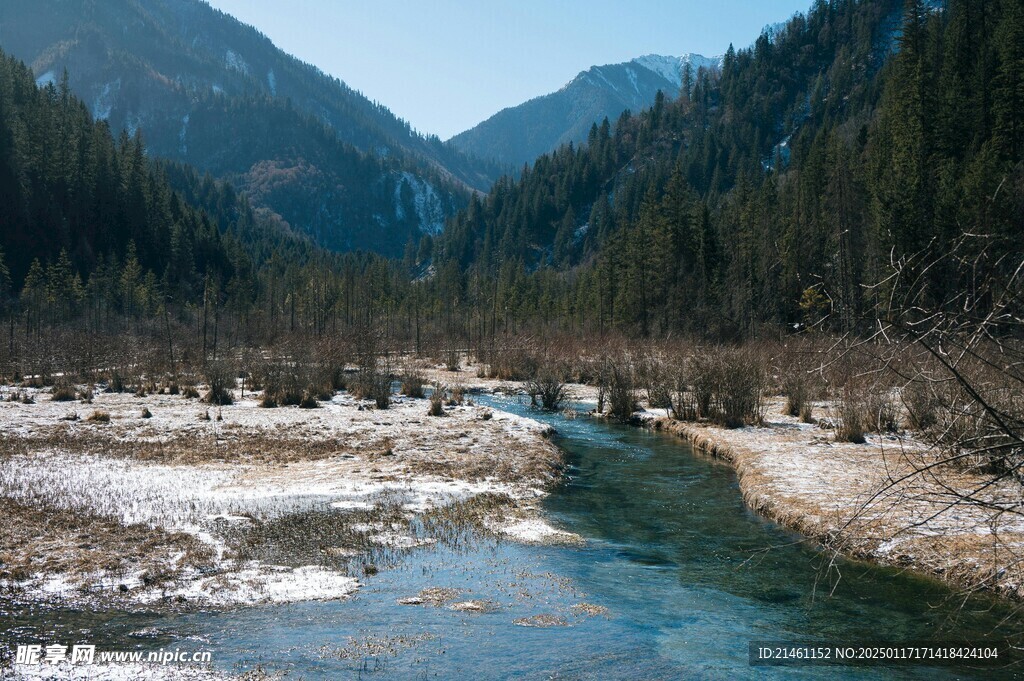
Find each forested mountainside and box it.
[450,54,719,169]
[0,0,499,255]
[434,0,1023,339]
[0,47,376,326]
[1,0,1020,347]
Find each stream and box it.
[2,394,1022,679]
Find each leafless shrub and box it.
[447,384,465,406]
[428,385,445,417]
[901,379,940,431]
[50,382,76,402]
[714,347,768,428]
[864,388,900,433]
[257,354,303,407]
[299,390,319,409]
[87,409,110,423]
[689,350,717,420]
[835,385,866,443]
[526,368,567,410]
[781,371,809,417]
[351,370,391,409]
[202,359,235,406]
[445,345,461,372]
[605,358,637,421]
[311,337,349,395]
[638,351,673,411]
[486,340,539,381]
[667,355,698,422]
[686,347,767,428]
[400,365,426,398]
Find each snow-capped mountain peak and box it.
[631,54,722,89]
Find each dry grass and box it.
[86,409,110,423]
[0,500,215,593]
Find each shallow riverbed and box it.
[3,394,1022,679]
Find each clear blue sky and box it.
[205,0,810,140]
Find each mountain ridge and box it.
[0,0,498,256]
[449,53,720,169]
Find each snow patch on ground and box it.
[137,564,359,606]
[492,517,582,545]
[0,384,562,607]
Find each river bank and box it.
[427,359,1024,602]
[643,398,1024,601]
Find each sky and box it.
[204,0,811,140]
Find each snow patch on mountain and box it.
[92,79,120,121]
[626,66,639,93]
[589,68,617,94]
[632,54,722,89]
[225,49,249,75]
[35,71,56,87]
[394,172,446,236]
[179,113,190,154]
[267,69,276,95]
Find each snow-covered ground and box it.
[418,360,601,404]
[0,384,564,608]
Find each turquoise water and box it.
[3,395,1021,679]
